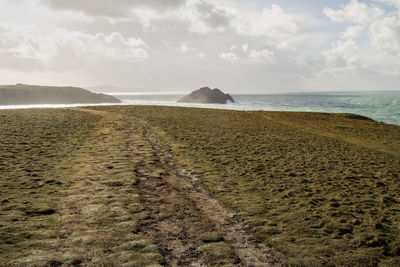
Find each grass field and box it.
[95,106,400,266]
[0,108,164,266]
[1,105,399,266]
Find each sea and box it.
[114,91,400,126]
[1,91,399,126]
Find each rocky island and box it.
[177,87,235,104]
[0,84,121,105]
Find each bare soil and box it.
[133,117,282,266]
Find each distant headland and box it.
[0,84,121,105]
[177,87,235,104]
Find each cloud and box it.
[236,5,297,37]
[370,16,400,54]
[322,39,360,68]
[165,0,299,42]
[248,48,275,64]
[0,24,56,70]
[219,52,240,63]
[374,0,400,10]
[219,45,275,65]
[41,0,187,17]
[324,0,383,24]
[1,0,400,91]
[0,23,148,72]
[181,0,236,33]
[62,31,149,62]
[321,0,400,77]
[342,25,364,39]
[175,42,194,53]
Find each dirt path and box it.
[130,117,283,266]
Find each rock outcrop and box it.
[177,87,235,104]
[0,84,121,105]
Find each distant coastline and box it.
[0,84,120,105]
[0,89,398,126]
[114,91,400,126]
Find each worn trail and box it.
[131,117,282,266]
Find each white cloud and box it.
[61,31,149,62]
[220,46,275,65]
[370,16,400,54]
[0,23,148,72]
[321,0,400,78]
[0,24,57,63]
[248,48,275,64]
[324,0,383,24]
[342,25,364,39]
[323,39,360,68]
[374,0,400,10]
[219,52,240,63]
[236,5,297,37]
[175,42,194,53]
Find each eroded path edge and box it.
[129,115,283,266]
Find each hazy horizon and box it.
[1,0,400,93]
[88,86,400,95]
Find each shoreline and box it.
[0,102,399,127]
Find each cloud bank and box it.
[0,0,399,92]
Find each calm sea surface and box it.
[1,91,399,126]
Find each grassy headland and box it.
[1,105,399,266]
[0,84,120,105]
[94,106,400,266]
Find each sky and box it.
[0,0,399,93]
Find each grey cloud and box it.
[41,0,187,17]
[194,0,233,29]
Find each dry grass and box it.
[0,109,97,263]
[94,106,400,266]
[2,105,399,266]
[0,108,163,266]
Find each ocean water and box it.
[1,91,399,126]
[116,91,400,126]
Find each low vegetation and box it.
[0,108,163,266]
[96,106,400,266]
[1,105,399,266]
